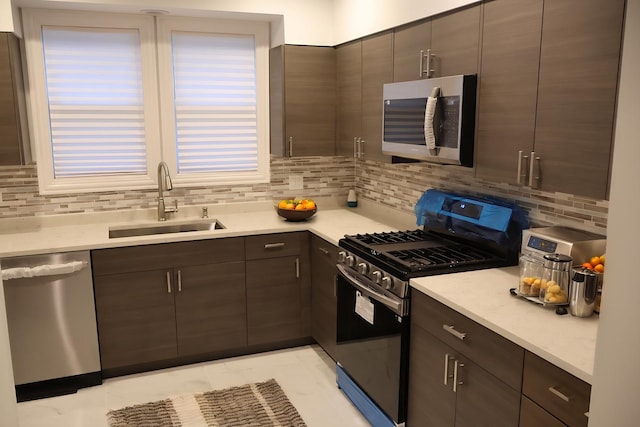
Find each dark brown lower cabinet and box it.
[309,234,339,360]
[246,256,303,345]
[174,262,246,356]
[92,238,247,371]
[245,232,311,346]
[94,269,178,370]
[408,323,521,427]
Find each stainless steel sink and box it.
[108,219,225,239]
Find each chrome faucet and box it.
[157,161,178,221]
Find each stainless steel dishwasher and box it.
[1,251,101,401]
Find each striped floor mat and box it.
[107,378,307,426]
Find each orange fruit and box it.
[285,203,295,210]
[594,264,605,273]
[581,262,593,270]
[590,256,601,267]
[295,203,307,211]
[305,200,316,210]
[278,200,288,209]
[599,255,606,265]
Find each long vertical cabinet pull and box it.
[166,271,172,293]
[353,137,359,158]
[358,139,364,159]
[517,150,530,184]
[288,137,294,157]
[529,151,541,188]
[444,353,455,385]
[177,270,182,292]
[295,258,300,279]
[453,360,464,392]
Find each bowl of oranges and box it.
[276,198,317,221]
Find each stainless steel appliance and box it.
[382,74,477,166]
[335,189,526,427]
[521,226,606,266]
[1,251,101,401]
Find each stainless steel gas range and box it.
[334,190,526,427]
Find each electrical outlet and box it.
[289,174,304,190]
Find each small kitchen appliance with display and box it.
[335,189,527,427]
[517,226,606,307]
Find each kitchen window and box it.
[22,9,270,195]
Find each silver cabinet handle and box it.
[420,49,435,78]
[318,247,329,256]
[453,360,464,392]
[517,150,530,184]
[425,48,432,78]
[419,49,425,78]
[444,353,455,385]
[288,136,293,157]
[166,271,172,293]
[353,137,359,158]
[443,324,467,340]
[548,386,571,402]
[177,269,182,292]
[264,242,285,249]
[295,257,300,279]
[528,151,540,188]
[358,138,364,158]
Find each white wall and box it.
[332,0,479,44]
[589,0,640,425]
[0,272,18,427]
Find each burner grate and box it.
[389,244,496,270]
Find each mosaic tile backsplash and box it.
[0,156,608,235]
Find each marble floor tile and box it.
[17,345,370,427]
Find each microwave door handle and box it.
[424,87,440,155]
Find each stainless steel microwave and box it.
[382,74,477,166]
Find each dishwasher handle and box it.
[1,260,88,281]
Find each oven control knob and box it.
[372,271,382,284]
[337,251,347,263]
[345,255,355,267]
[357,262,369,275]
[381,276,393,290]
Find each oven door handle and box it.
[337,264,406,316]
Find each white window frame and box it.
[156,16,271,186]
[21,9,270,195]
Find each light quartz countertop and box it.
[0,200,598,384]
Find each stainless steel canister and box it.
[569,267,599,317]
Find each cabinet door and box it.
[361,31,393,162]
[246,256,302,345]
[310,235,339,360]
[94,269,177,370]
[454,355,522,427]
[408,324,456,426]
[336,40,362,157]
[174,262,247,356]
[270,45,336,157]
[393,19,431,82]
[430,5,481,77]
[475,0,543,184]
[533,0,624,199]
[0,33,27,165]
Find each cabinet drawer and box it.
[523,351,590,427]
[520,396,566,427]
[245,232,303,260]
[92,237,245,275]
[411,290,524,391]
[310,234,340,263]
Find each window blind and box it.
[42,27,147,178]
[171,32,258,174]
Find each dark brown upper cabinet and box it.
[269,44,336,157]
[392,5,480,82]
[0,33,30,165]
[335,32,393,163]
[475,0,544,185]
[532,0,624,199]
